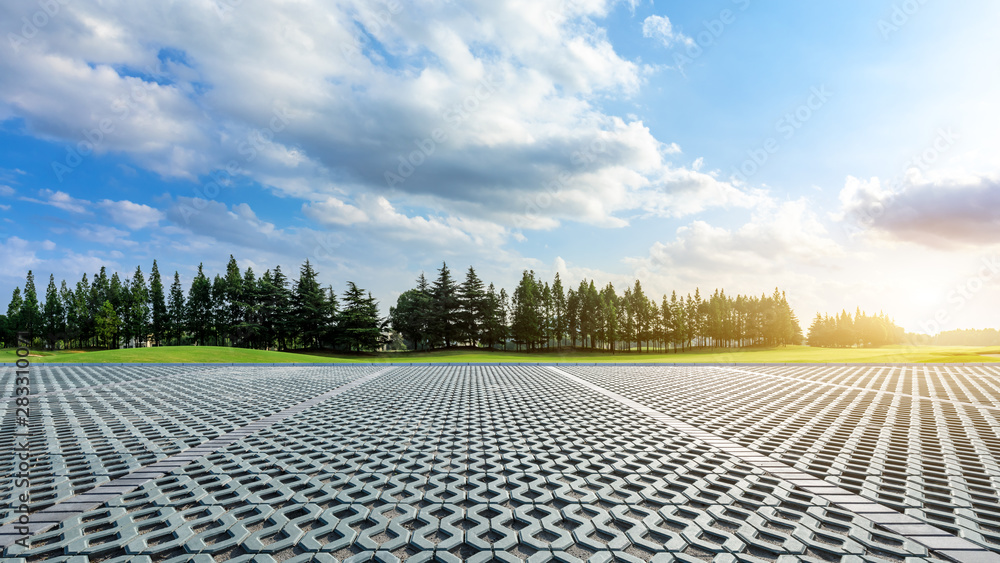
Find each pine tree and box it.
[42,274,65,349]
[338,282,385,352]
[187,264,213,345]
[551,273,566,348]
[211,274,227,346]
[270,265,294,350]
[457,266,486,346]
[74,275,93,347]
[149,261,167,346]
[126,266,150,348]
[20,271,41,344]
[166,272,186,344]
[60,280,77,348]
[431,262,459,348]
[6,287,23,347]
[293,260,330,348]
[223,255,243,345]
[235,267,259,348]
[94,300,121,349]
[258,270,277,349]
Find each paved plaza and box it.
[2,364,1000,562]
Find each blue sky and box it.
[2,0,999,333]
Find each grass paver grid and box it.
[0,365,383,527]
[2,365,974,562]
[563,366,1000,557]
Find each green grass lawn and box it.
[3,344,1000,364]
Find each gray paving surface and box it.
[1,364,999,562]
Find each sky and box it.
[1,0,999,334]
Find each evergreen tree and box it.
[293,260,330,348]
[20,271,41,344]
[74,275,93,347]
[235,267,260,348]
[187,264,213,345]
[551,273,566,348]
[42,274,66,348]
[511,271,543,350]
[7,287,23,347]
[60,280,77,348]
[211,274,227,346]
[125,266,150,347]
[223,255,244,345]
[258,270,278,349]
[431,262,460,347]
[149,261,168,346]
[109,272,126,347]
[457,266,486,346]
[338,282,385,351]
[167,272,186,344]
[269,265,294,350]
[94,300,121,349]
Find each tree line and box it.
[2,258,806,353]
[806,309,904,348]
[907,328,1000,347]
[389,263,803,352]
[1,257,386,351]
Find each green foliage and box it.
[94,300,121,349]
[187,264,214,345]
[20,270,40,343]
[337,282,385,352]
[149,261,168,346]
[807,309,902,347]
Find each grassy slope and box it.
[3,345,1000,364]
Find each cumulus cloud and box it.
[98,199,165,229]
[838,171,1000,248]
[302,197,368,227]
[73,224,135,246]
[0,237,42,276]
[642,15,693,47]
[21,189,90,213]
[0,0,753,235]
[629,200,844,284]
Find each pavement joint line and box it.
[544,366,999,562]
[0,366,396,549]
[715,365,1000,413]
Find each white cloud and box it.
[73,224,135,246]
[302,197,368,226]
[642,15,693,48]
[0,185,14,197]
[98,199,165,229]
[21,189,90,213]
[838,171,1000,248]
[0,237,41,277]
[628,200,844,291]
[0,0,751,234]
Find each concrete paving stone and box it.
[5,363,1000,561]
